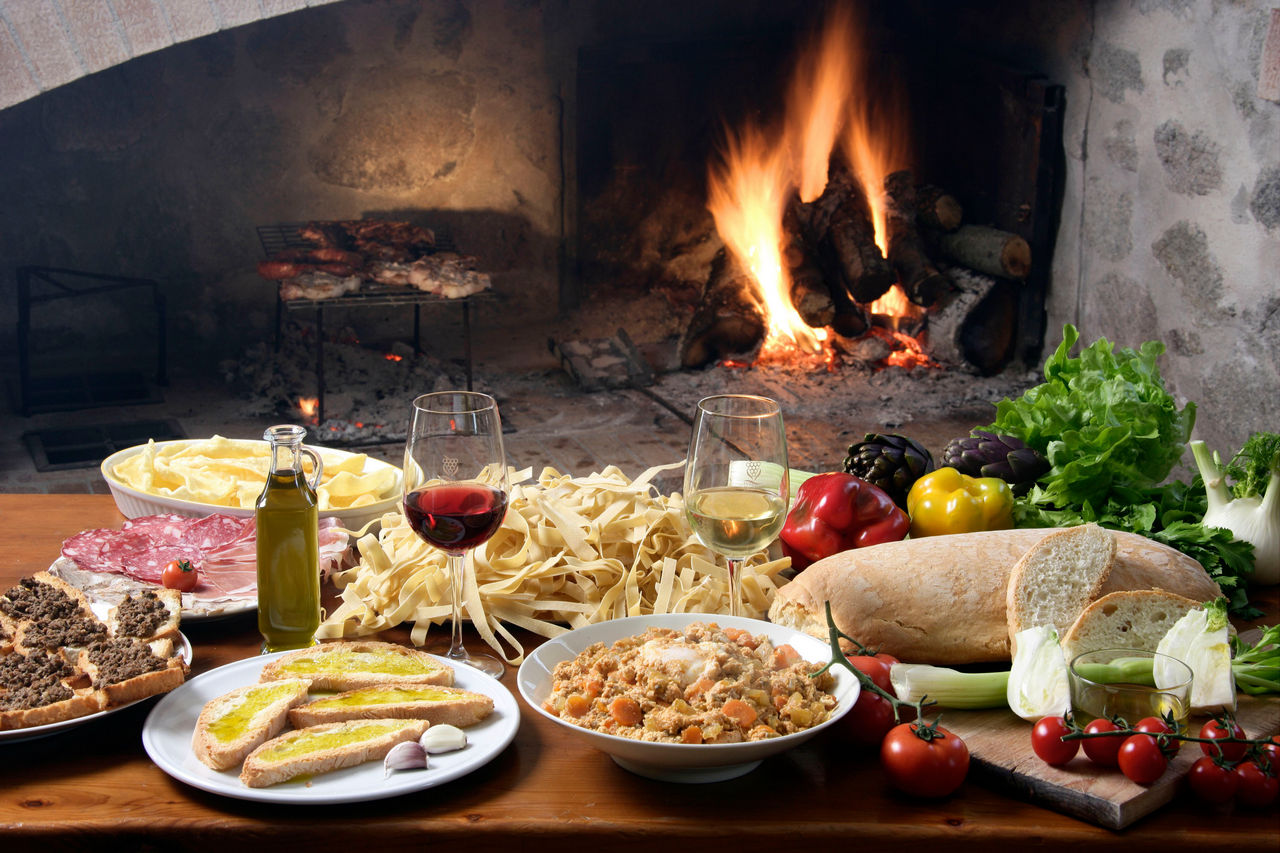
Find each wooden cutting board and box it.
[943,693,1280,830]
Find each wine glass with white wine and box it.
[683,395,789,617]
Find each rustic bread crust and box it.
[258,641,453,691]
[239,718,430,788]
[192,678,313,771]
[767,528,1223,664]
[287,684,493,729]
[1062,589,1203,659]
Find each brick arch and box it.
[0,0,344,112]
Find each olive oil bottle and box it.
[255,424,322,653]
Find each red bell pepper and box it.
[779,472,910,571]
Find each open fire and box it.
[690,3,1025,375]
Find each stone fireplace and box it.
[0,0,1276,463]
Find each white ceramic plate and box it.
[0,632,193,744]
[517,613,858,783]
[101,439,402,533]
[142,651,520,804]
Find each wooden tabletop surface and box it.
[1,494,1276,852]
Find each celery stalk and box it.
[889,664,1010,709]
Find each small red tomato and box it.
[1082,718,1126,767]
[1133,716,1173,736]
[881,721,969,798]
[846,654,894,693]
[1118,734,1168,785]
[1186,756,1239,805]
[1260,734,1280,766]
[844,691,898,747]
[1234,760,1280,809]
[161,558,198,592]
[1031,716,1079,766]
[1199,717,1248,763]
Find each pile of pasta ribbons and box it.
[316,463,791,664]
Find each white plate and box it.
[142,651,520,804]
[0,632,193,744]
[101,439,402,533]
[517,614,858,783]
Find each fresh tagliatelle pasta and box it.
[315,463,792,664]
[109,436,400,511]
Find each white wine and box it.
[687,487,787,558]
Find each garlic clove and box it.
[383,740,428,778]
[420,724,468,754]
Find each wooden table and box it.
[1,495,1276,852]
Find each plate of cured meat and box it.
[47,514,350,622]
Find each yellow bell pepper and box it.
[906,467,1014,537]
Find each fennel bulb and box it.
[1191,436,1280,586]
[1006,625,1069,721]
[1156,598,1236,714]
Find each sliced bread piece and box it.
[1062,589,1202,660]
[0,684,102,730]
[258,641,453,691]
[109,588,182,643]
[239,718,430,788]
[1006,523,1116,647]
[77,636,187,707]
[192,678,312,771]
[287,684,493,729]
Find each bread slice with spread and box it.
[287,684,493,729]
[192,678,313,771]
[258,641,453,691]
[77,636,188,707]
[109,588,182,643]
[239,718,430,788]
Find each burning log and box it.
[815,169,896,305]
[915,185,964,232]
[782,208,836,328]
[679,248,766,369]
[884,170,954,307]
[925,265,1019,374]
[936,225,1032,280]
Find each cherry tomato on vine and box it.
[1260,734,1280,766]
[1186,756,1238,805]
[880,721,969,798]
[1118,734,1167,785]
[874,652,900,667]
[161,558,198,592]
[1234,760,1280,809]
[1133,716,1173,736]
[844,692,897,747]
[1081,718,1126,767]
[846,654,894,693]
[1199,718,1248,762]
[1031,716,1078,766]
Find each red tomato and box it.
[161,559,198,592]
[846,654,894,693]
[1118,734,1168,785]
[1199,718,1248,763]
[1031,716,1079,766]
[1234,760,1280,809]
[874,652,900,667]
[1081,718,1126,767]
[843,692,898,747]
[880,721,969,798]
[1260,734,1280,766]
[1133,716,1173,735]
[1186,756,1239,805]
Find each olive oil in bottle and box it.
[255,424,322,654]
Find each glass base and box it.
[444,646,505,678]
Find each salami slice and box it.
[180,514,254,551]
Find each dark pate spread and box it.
[84,638,166,687]
[0,650,76,711]
[114,591,168,639]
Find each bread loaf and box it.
[239,718,430,788]
[767,528,1223,664]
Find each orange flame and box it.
[708,3,924,363]
[384,353,403,362]
[298,397,318,418]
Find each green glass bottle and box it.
[255,424,322,654]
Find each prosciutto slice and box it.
[59,514,350,602]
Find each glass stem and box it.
[447,551,469,662]
[726,557,743,618]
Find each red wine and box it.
[403,484,508,553]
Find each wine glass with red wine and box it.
[402,391,509,677]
